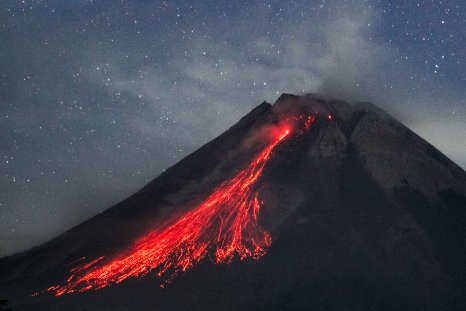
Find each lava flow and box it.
[46,118,313,296]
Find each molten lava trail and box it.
[48,128,292,296]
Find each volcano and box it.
[1,94,466,310]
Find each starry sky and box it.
[0,0,465,257]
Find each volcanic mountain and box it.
[1,94,466,310]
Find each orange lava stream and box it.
[49,128,291,296]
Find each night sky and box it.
[1,0,465,257]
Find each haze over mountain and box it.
[2,1,466,260]
[1,94,466,310]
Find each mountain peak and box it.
[1,94,466,310]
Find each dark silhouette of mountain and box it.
[1,94,466,310]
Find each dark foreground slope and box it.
[1,94,466,310]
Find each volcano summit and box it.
[1,94,466,310]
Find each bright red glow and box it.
[45,126,300,296]
[304,115,315,129]
[327,114,333,121]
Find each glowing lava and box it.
[47,126,295,296]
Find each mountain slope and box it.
[1,94,466,310]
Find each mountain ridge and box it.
[1,93,466,310]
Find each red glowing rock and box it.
[48,125,298,296]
